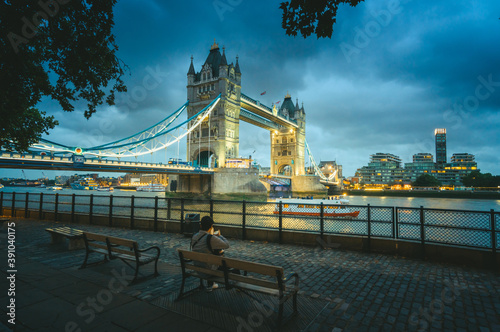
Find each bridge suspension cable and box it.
[31,95,221,159]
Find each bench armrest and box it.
[283,272,300,289]
[138,246,161,258]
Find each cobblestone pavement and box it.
[5,218,500,331]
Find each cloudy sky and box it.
[4,0,500,179]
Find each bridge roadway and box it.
[240,93,298,130]
[0,152,213,174]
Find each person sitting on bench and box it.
[190,216,230,291]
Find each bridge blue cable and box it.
[84,94,221,151]
[37,101,189,151]
[89,101,188,149]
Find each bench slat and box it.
[187,264,225,278]
[179,250,225,266]
[106,236,136,248]
[46,227,83,237]
[84,232,108,242]
[232,281,282,296]
[109,246,136,257]
[184,263,281,290]
[227,273,280,290]
[88,243,109,251]
[221,256,284,277]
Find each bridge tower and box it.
[270,93,306,176]
[186,41,241,167]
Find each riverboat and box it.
[97,186,114,192]
[70,178,99,190]
[47,186,63,190]
[274,196,360,218]
[136,184,166,192]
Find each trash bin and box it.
[184,213,200,236]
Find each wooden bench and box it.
[81,232,160,283]
[45,227,84,250]
[177,249,300,326]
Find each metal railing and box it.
[1,192,498,255]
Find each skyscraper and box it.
[435,128,447,167]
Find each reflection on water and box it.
[1,187,498,249]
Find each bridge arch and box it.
[192,148,216,168]
[277,164,292,176]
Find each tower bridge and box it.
[184,41,325,195]
[0,41,335,196]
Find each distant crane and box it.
[21,170,28,185]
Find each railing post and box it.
[366,204,371,253]
[210,199,214,219]
[54,193,59,221]
[0,191,3,215]
[24,192,29,218]
[71,194,76,224]
[242,200,246,240]
[167,198,171,220]
[130,195,135,229]
[89,194,94,225]
[420,206,425,259]
[39,192,43,220]
[278,201,283,244]
[109,195,113,227]
[395,207,399,239]
[392,207,396,239]
[320,202,324,237]
[180,198,184,233]
[11,192,16,217]
[491,209,497,269]
[154,196,159,232]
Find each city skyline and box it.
[1,0,499,179]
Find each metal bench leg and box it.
[154,258,159,276]
[177,276,186,301]
[278,302,284,327]
[293,292,298,314]
[131,264,140,284]
[80,252,90,269]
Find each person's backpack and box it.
[190,233,224,256]
[206,234,224,256]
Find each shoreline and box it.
[334,189,500,200]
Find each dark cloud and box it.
[16,0,498,180]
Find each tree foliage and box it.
[412,174,442,187]
[0,0,126,152]
[280,0,365,38]
[462,171,500,188]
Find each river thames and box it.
[1,186,499,211]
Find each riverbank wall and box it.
[2,205,498,272]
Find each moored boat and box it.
[47,186,63,190]
[70,177,99,190]
[136,184,166,192]
[274,196,360,218]
[97,186,114,192]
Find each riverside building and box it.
[357,152,479,187]
[356,153,405,185]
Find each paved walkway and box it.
[1,218,499,331]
